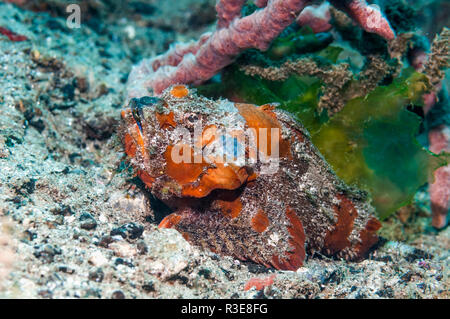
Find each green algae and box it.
[197,67,448,219]
[312,70,448,218]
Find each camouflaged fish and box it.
[120,84,381,271]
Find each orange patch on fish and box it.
[164,145,205,185]
[323,194,358,255]
[182,163,248,198]
[251,209,270,233]
[215,196,243,219]
[156,111,177,129]
[159,214,182,229]
[170,85,189,98]
[235,103,291,158]
[353,217,382,259]
[123,133,136,158]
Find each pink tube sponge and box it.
[127,0,396,100]
[428,126,450,229]
[330,0,395,40]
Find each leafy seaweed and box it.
[311,70,448,218]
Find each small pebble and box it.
[88,268,104,283]
[110,223,144,240]
[79,212,97,230]
[111,290,125,299]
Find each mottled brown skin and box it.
[120,85,381,271]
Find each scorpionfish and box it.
[120,84,381,271]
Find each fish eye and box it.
[187,114,198,123]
